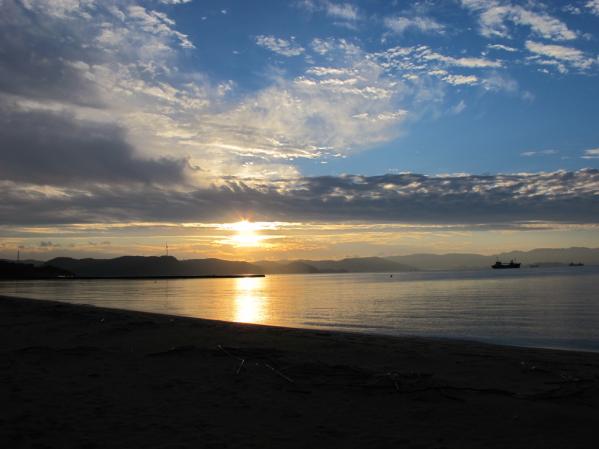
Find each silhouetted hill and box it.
[44,256,416,277]
[386,247,599,270]
[0,261,73,279]
[180,258,264,276]
[496,247,599,265]
[10,247,597,277]
[298,257,417,273]
[47,256,263,277]
[254,261,320,274]
[386,253,493,270]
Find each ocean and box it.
[2,266,599,351]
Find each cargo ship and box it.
[492,260,521,269]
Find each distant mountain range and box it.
[388,247,599,270]
[1,247,597,278]
[40,255,416,277]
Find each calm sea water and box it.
[2,267,599,351]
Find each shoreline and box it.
[3,291,598,355]
[2,293,597,355]
[2,294,598,448]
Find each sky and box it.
[1,0,598,261]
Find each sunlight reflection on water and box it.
[2,267,599,351]
[233,277,268,323]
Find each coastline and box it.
[2,295,598,448]
[0,274,266,280]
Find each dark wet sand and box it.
[1,295,598,449]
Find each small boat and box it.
[569,262,584,267]
[492,260,521,269]
[529,264,539,268]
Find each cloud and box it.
[582,148,599,159]
[297,1,360,23]
[587,0,599,15]
[0,2,104,108]
[443,74,479,85]
[0,1,255,183]
[193,44,412,160]
[255,35,305,57]
[462,1,577,41]
[2,170,598,226]
[0,0,207,184]
[563,4,582,15]
[1,1,440,181]
[525,40,595,72]
[521,149,558,157]
[324,1,359,21]
[384,16,445,35]
[375,46,502,70]
[311,37,361,56]
[372,45,508,91]
[0,104,189,185]
[1,0,592,232]
[126,5,194,49]
[450,100,467,114]
[487,43,517,52]
[39,241,60,248]
[0,0,524,188]
[423,51,502,68]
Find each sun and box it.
[230,220,265,247]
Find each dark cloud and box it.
[0,0,104,107]
[0,1,188,186]
[39,241,59,248]
[0,105,187,185]
[1,170,598,226]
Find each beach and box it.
[1,295,598,448]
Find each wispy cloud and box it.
[487,43,517,52]
[450,100,467,114]
[372,45,508,91]
[384,16,445,35]
[587,0,599,15]
[199,40,413,160]
[521,149,558,157]
[582,148,599,159]
[255,35,305,57]
[421,50,502,68]
[461,1,577,41]
[443,74,479,85]
[323,1,359,21]
[525,40,596,73]
[562,4,582,15]
[125,4,195,48]
[297,0,360,22]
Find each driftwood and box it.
[265,363,295,384]
[217,345,294,383]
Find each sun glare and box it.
[230,220,265,247]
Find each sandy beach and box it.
[1,295,598,449]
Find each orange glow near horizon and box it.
[229,220,267,247]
